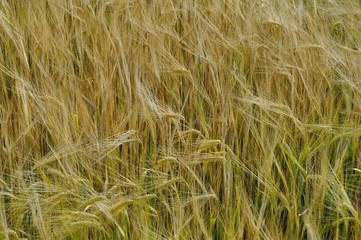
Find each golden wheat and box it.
[0,0,361,239]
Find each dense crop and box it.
[1,1,361,239]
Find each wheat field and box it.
[0,0,361,239]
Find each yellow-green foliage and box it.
[1,0,361,239]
